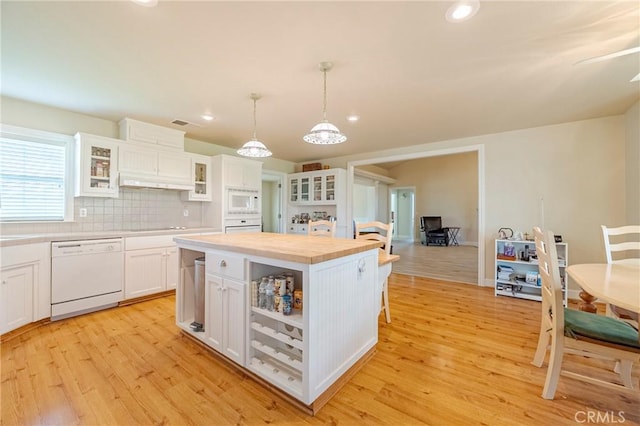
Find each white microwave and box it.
[227,189,260,215]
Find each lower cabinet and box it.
[125,246,178,299]
[205,274,245,365]
[0,242,50,335]
[0,264,34,334]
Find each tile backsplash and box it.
[1,188,206,236]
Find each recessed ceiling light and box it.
[201,114,214,121]
[347,115,359,122]
[132,0,158,7]
[446,0,480,23]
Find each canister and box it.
[282,294,292,315]
[293,290,303,310]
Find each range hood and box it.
[119,175,194,191]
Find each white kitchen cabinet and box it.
[287,223,308,235]
[0,242,50,335]
[182,154,212,201]
[288,169,344,205]
[124,236,181,299]
[119,118,185,150]
[118,144,192,183]
[205,274,245,364]
[287,169,347,237]
[0,264,34,334]
[218,154,262,189]
[74,133,120,198]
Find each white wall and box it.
[625,100,640,224]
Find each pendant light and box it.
[303,62,347,145]
[237,93,272,158]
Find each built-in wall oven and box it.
[51,238,124,320]
[224,218,261,234]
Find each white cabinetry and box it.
[1,264,33,334]
[175,236,379,407]
[74,133,120,198]
[124,235,182,299]
[182,154,212,201]
[287,169,346,237]
[0,243,50,334]
[287,223,308,235]
[206,155,263,231]
[495,239,568,305]
[119,118,185,150]
[219,154,262,189]
[118,144,192,184]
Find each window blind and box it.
[0,136,67,221]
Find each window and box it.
[0,124,74,222]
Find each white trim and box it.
[353,168,396,184]
[347,144,486,287]
[261,169,287,234]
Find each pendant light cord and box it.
[322,69,328,121]
[252,97,258,140]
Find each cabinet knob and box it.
[1,280,6,285]
[219,260,227,267]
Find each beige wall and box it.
[388,152,478,244]
[0,96,296,174]
[625,100,639,224]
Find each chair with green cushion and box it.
[531,227,640,399]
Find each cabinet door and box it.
[0,264,34,334]
[184,155,212,201]
[324,173,336,202]
[165,246,179,290]
[222,278,245,364]
[205,275,224,352]
[290,177,299,203]
[118,145,157,176]
[124,248,165,299]
[300,177,310,202]
[75,133,119,198]
[157,152,191,181]
[242,163,262,190]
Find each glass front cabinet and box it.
[288,169,342,205]
[74,133,120,198]
[183,154,212,201]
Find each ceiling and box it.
[2,1,639,164]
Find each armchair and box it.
[420,216,449,246]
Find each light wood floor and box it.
[2,275,639,425]
[392,240,478,284]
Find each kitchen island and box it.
[174,232,382,414]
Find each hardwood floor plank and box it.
[2,275,638,425]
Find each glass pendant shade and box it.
[238,93,272,158]
[304,62,347,145]
[303,120,347,145]
[237,139,272,157]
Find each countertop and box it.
[175,232,382,264]
[0,227,221,248]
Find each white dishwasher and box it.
[51,238,124,320]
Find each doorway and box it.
[261,170,286,233]
[390,187,415,242]
[347,144,485,287]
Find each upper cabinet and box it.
[289,169,345,205]
[74,133,120,198]
[119,118,185,150]
[182,154,212,201]
[118,144,192,183]
[218,154,262,190]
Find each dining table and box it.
[567,263,640,316]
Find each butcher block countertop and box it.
[174,232,382,264]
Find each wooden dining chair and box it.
[601,225,640,326]
[355,221,393,323]
[307,219,336,238]
[531,227,640,399]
